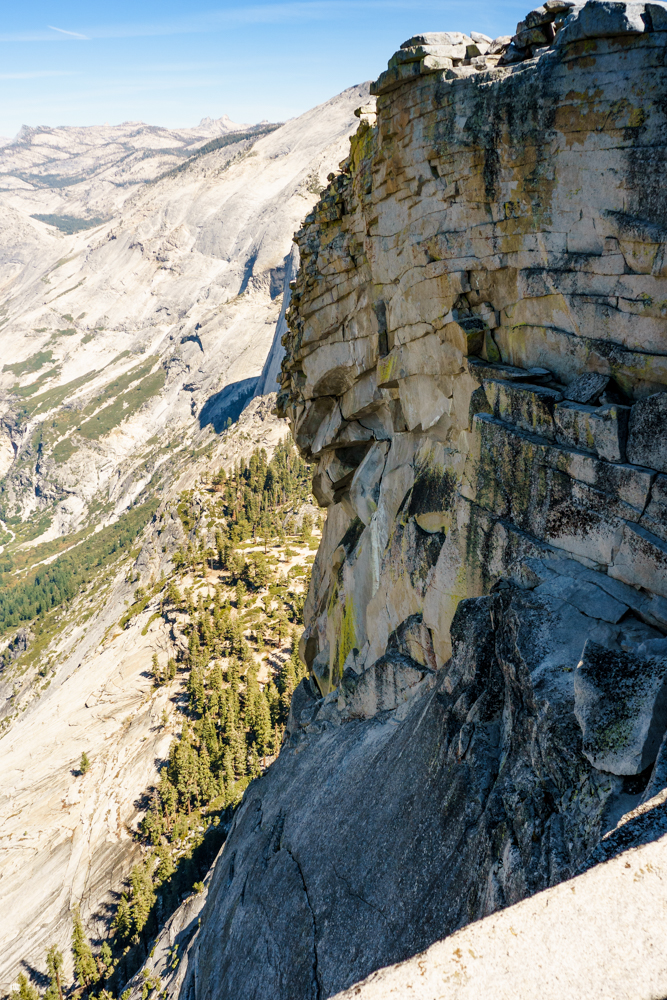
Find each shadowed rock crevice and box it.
[198,378,259,432]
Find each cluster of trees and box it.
[0,499,159,635]
[113,634,307,946]
[210,440,314,544]
[17,910,118,1000]
[15,439,318,999]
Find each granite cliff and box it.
[154,3,667,997]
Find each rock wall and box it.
[170,3,667,997]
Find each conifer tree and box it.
[155,845,176,884]
[79,752,90,775]
[44,946,64,1000]
[223,745,235,790]
[158,775,178,829]
[71,906,97,989]
[129,860,156,934]
[99,941,113,981]
[254,690,273,756]
[112,893,133,941]
[17,974,38,1000]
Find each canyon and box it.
[4,1,667,997]
[0,87,367,991]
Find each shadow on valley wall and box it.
[199,377,258,433]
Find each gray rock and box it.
[487,35,513,53]
[553,400,629,463]
[534,574,628,623]
[525,5,556,27]
[641,473,667,543]
[535,554,667,631]
[610,521,667,601]
[640,727,667,802]
[564,372,609,404]
[334,791,667,1000]
[557,0,648,43]
[638,637,667,657]
[310,648,332,696]
[401,32,470,48]
[174,593,624,1000]
[516,24,555,46]
[574,640,667,774]
[341,651,431,719]
[627,391,667,474]
[483,379,561,440]
[285,677,320,738]
[349,440,389,525]
[646,1,667,29]
[498,42,528,63]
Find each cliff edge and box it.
[154,3,667,996]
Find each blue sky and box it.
[0,1,526,137]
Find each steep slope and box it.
[0,396,291,993]
[0,82,370,994]
[161,4,667,998]
[0,83,368,540]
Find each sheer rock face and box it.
[171,4,667,998]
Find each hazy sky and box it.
[0,1,526,137]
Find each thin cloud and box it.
[0,0,524,44]
[8,0,486,42]
[47,25,90,40]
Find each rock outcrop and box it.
[164,3,667,997]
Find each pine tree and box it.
[223,745,235,790]
[44,946,64,1000]
[129,860,156,934]
[112,894,132,940]
[231,723,247,778]
[16,974,38,1000]
[71,906,97,989]
[99,941,113,981]
[254,689,273,756]
[155,845,176,884]
[197,745,216,803]
[159,775,178,829]
[140,789,164,845]
[79,752,90,775]
[151,652,163,685]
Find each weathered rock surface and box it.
[575,640,667,774]
[160,3,667,996]
[331,792,667,999]
[164,592,641,1000]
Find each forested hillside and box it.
[7,425,321,999]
